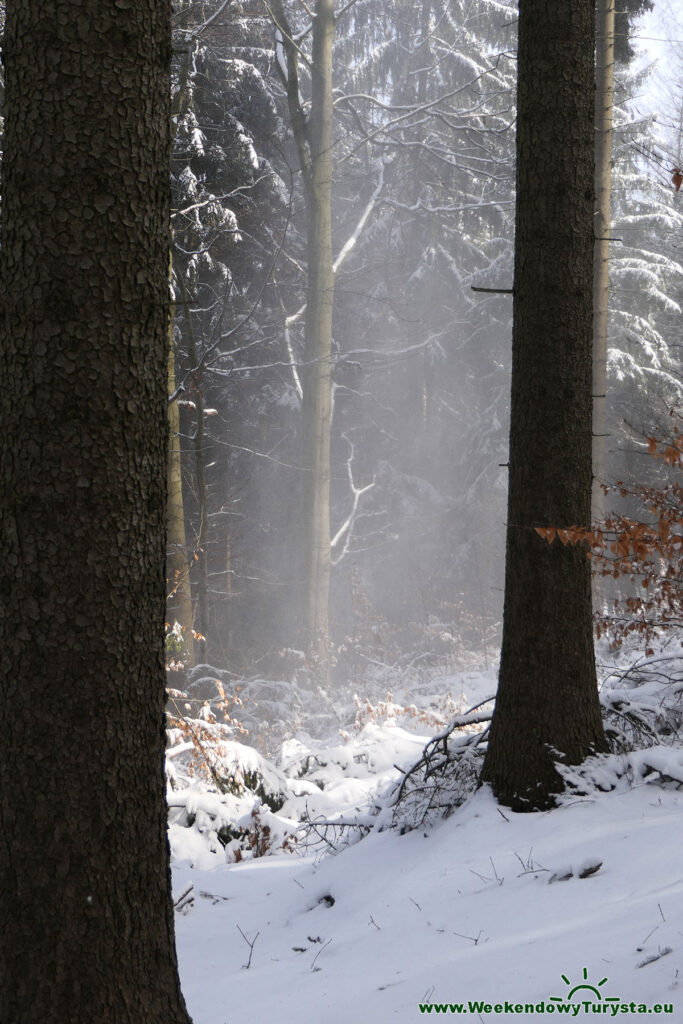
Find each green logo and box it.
[550,968,620,1006]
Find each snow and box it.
[174,783,683,1021]
[171,662,683,1022]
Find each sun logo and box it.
[550,968,620,1005]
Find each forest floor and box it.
[171,652,683,1023]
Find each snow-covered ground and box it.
[171,658,683,1023]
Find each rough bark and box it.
[0,4,192,1022]
[592,0,615,524]
[480,0,608,811]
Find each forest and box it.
[0,0,681,1021]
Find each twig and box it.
[453,930,485,945]
[637,925,658,949]
[199,890,231,905]
[236,925,259,969]
[311,938,332,970]
[166,695,227,793]
[471,285,513,294]
[637,947,672,968]
[174,883,195,912]
[394,709,492,804]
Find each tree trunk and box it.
[592,0,615,524]
[300,0,335,673]
[480,0,608,811]
[272,0,335,675]
[0,4,192,1022]
[167,322,195,669]
[170,52,205,666]
[177,275,210,664]
[192,378,210,663]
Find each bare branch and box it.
[178,0,232,43]
[236,925,259,970]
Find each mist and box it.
[168,0,681,733]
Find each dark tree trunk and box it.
[480,0,608,810]
[0,4,192,1022]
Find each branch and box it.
[284,162,386,335]
[333,162,385,273]
[471,286,513,294]
[331,432,376,563]
[169,194,293,405]
[172,176,272,221]
[283,318,304,401]
[268,0,313,188]
[335,51,515,163]
[334,0,362,22]
[178,0,232,42]
[236,925,259,969]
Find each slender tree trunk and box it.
[404,0,435,479]
[192,379,210,663]
[0,3,192,1022]
[166,42,196,668]
[272,0,335,675]
[592,0,615,524]
[167,319,195,668]
[480,0,608,811]
[178,274,210,665]
[300,0,335,673]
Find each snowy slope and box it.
[173,756,683,1022]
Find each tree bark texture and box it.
[592,0,615,524]
[480,0,608,810]
[0,4,192,1022]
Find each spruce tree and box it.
[0,3,192,1020]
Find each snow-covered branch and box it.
[331,433,376,564]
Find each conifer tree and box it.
[0,3,192,1020]
[480,0,608,810]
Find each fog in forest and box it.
[167,0,681,738]
[5,3,683,1016]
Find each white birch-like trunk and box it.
[300,0,335,674]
